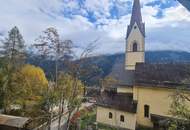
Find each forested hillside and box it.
[27,51,190,86]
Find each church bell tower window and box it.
[109,112,112,119]
[132,42,138,52]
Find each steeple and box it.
[125,0,145,70]
[126,0,145,38]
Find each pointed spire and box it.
[130,0,142,25]
[126,0,145,38]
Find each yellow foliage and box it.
[20,64,48,86]
[58,73,84,99]
[13,64,48,104]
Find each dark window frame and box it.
[132,42,138,52]
[120,115,125,122]
[144,105,150,118]
[109,112,112,119]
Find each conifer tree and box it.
[1,26,26,68]
[0,26,26,113]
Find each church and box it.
[96,0,190,130]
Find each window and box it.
[120,115,124,122]
[134,26,137,29]
[109,112,112,119]
[144,105,150,118]
[132,42,138,52]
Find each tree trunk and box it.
[58,96,63,130]
[66,110,72,130]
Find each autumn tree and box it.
[57,73,84,130]
[0,27,26,113]
[34,27,73,130]
[34,27,98,130]
[1,64,48,117]
[64,41,97,130]
[0,63,15,113]
[169,88,190,130]
[14,64,48,108]
[34,27,73,83]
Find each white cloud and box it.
[0,0,189,54]
[84,0,111,18]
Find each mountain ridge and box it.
[28,50,190,86]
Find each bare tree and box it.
[34,27,73,130]
[34,28,98,130]
[65,40,98,130]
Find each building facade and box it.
[96,0,190,130]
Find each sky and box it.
[0,0,190,55]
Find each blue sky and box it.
[0,0,190,54]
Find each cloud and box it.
[0,0,189,54]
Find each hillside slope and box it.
[28,51,190,86]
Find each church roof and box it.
[135,63,190,89]
[96,91,137,113]
[109,57,134,86]
[126,0,145,38]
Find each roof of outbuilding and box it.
[96,91,137,113]
[135,63,190,89]
[0,114,30,128]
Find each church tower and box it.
[125,0,145,70]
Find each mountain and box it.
[27,51,190,86]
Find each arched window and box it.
[120,115,124,122]
[144,105,150,118]
[132,42,138,52]
[109,112,112,119]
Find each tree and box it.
[64,41,97,130]
[8,64,48,116]
[20,64,48,87]
[57,73,84,130]
[34,27,73,130]
[34,27,73,83]
[169,88,190,130]
[36,84,59,129]
[1,26,26,69]
[34,27,97,130]
[0,27,26,113]
[0,63,15,113]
